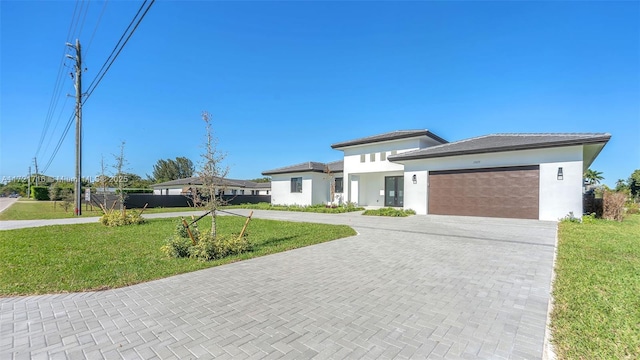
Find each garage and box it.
[428,165,540,219]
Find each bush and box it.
[560,212,582,223]
[226,202,364,214]
[100,210,146,226]
[189,233,251,261]
[31,186,50,200]
[362,207,416,217]
[162,221,251,261]
[581,213,597,224]
[625,202,639,215]
[603,191,626,222]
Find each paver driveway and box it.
[0,211,557,359]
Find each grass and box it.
[0,216,356,296]
[0,200,205,220]
[0,201,366,221]
[362,207,416,217]
[551,214,640,359]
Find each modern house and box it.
[262,130,610,221]
[152,177,270,196]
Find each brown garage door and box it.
[428,166,539,219]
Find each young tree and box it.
[324,165,335,206]
[584,169,604,185]
[48,182,60,209]
[199,111,230,237]
[61,188,73,212]
[98,155,110,209]
[113,141,129,212]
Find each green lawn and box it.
[0,216,356,296]
[0,200,204,220]
[0,201,365,221]
[552,214,640,359]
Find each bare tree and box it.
[324,165,336,206]
[199,111,230,237]
[99,155,109,210]
[48,181,60,209]
[113,141,129,212]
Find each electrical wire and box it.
[40,0,156,174]
[83,0,109,59]
[83,0,153,103]
[34,0,83,158]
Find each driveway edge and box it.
[543,223,559,360]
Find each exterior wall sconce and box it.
[557,167,563,180]
[412,174,417,184]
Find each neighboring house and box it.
[152,177,270,196]
[262,130,610,221]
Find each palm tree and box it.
[584,169,604,185]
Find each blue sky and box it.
[1,1,638,187]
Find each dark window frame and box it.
[335,177,344,193]
[291,177,302,193]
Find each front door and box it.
[384,176,404,207]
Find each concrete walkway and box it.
[0,211,558,359]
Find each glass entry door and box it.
[384,176,404,207]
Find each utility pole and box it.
[67,39,82,216]
[28,166,31,199]
[33,157,39,186]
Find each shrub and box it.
[189,233,251,261]
[581,213,597,224]
[625,202,639,215]
[603,191,626,222]
[31,186,50,200]
[162,221,251,261]
[560,212,581,223]
[362,207,415,217]
[226,202,364,214]
[100,210,146,226]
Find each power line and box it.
[41,96,70,158]
[42,113,75,174]
[84,0,109,59]
[40,0,156,174]
[84,0,154,103]
[34,0,84,158]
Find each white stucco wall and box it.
[400,146,585,220]
[311,173,330,205]
[340,137,437,205]
[269,172,337,206]
[342,138,421,175]
[403,170,428,214]
[270,174,311,205]
[539,161,583,221]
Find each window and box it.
[360,154,366,163]
[335,177,344,193]
[232,189,237,195]
[380,152,386,161]
[391,150,397,155]
[240,190,245,195]
[370,153,375,162]
[291,177,302,193]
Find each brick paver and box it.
[0,211,557,359]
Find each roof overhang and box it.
[388,134,611,162]
[331,130,447,149]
